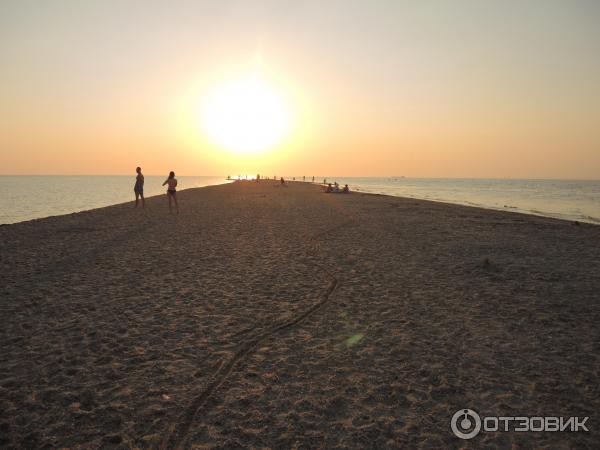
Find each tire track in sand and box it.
[159,263,338,450]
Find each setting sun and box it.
[199,76,291,155]
[1,2,600,449]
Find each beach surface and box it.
[1,180,598,449]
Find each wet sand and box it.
[0,180,598,449]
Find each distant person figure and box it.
[333,182,340,193]
[323,178,327,184]
[303,175,305,182]
[256,174,260,183]
[280,177,285,185]
[342,184,350,193]
[134,167,145,208]
[326,183,333,193]
[312,176,315,183]
[162,171,179,214]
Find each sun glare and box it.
[200,77,291,154]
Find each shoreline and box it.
[3,179,596,227]
[0,177,233,226]
[352,189,599,226]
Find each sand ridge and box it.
[0,180,599,448]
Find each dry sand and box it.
[0,180,598,449]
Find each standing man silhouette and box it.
[134,166,145,208]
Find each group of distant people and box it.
[133,167,179,214]
[249,174,350,194]
[325,181,350,194]
[230,174,329,186]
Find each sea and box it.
[0,176,229,225]
[0,175,598,225]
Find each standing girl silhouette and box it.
[162,171,179,214]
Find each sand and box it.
[0,180,598,449]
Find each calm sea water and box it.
[0,176,598,225]
[0,175,229,224]
[327,177,600,224]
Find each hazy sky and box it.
[1,0,599,177]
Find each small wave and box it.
[524,208,586,223]
[529,208,558,217]
[582,215,600,224]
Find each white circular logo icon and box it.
[451,409,481,439]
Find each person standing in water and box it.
[134,166,145,208]
[162,171,179,214]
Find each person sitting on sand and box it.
[342,184,349,193]
[333,182,340,193]
[325,183,333,193]
[280,177,285,185]
[134,166,145,208]
[162,171,179,214]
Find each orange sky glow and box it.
[1,1,599,178]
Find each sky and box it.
[1,0,599,178]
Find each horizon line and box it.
[0,173,599,182]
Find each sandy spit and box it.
[0,180,598,449]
